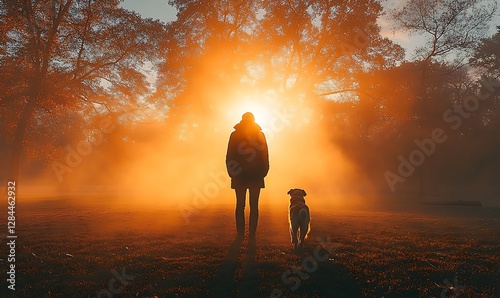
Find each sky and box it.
[120,0,178,23]
[120,0,500,60]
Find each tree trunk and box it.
[8,95,37,184]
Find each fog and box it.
[111,91,370,210]
[17,82,375,213]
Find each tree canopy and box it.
[0,0,164,182]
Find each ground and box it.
[1,197,499,297]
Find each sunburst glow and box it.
[225,93,279,127]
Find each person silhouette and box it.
[226,112,269,238]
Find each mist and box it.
[114,104,362,206]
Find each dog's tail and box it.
[299,208,310,239]
[299,208,308,222]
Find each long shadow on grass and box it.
[274,244,363,298]
[300,258,362,297]
[238,237,259,297]
[208,236,243,297]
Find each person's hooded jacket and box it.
[226,117,269,189]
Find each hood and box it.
[234,120,262,131]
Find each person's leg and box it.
[248,187,261,237]
[235,188,247,237]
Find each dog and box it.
[287,188,310,252]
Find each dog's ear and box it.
[301,189,307,196]
[287,189,293,195]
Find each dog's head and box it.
[288,188,307,207]
[287,188,307,198]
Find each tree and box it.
[386,0,497,195]
[472,26,500,79]
[158,0,404,135]
[0,0,165,183]
[155,0,261,133]
[256,0,404,99]
[391,0,497,65]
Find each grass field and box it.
[1,197,499,297]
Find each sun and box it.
[225,93,278,127]
[236,101,273,124]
